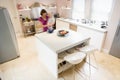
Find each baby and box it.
[47,13,55,30]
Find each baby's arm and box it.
[47,17,55,27]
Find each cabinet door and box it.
[56,19,69,29]
[77,26,106,51]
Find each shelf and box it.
[58,48,78,74]
[48,6,56,9]
[61,7,71,10]
[58,62,73,74]
[58,59,64,64]
[25,31,35,34]
[57,42,88,74]
[58,48,79,64]
[24,32,35,36]
[18,8,31,12]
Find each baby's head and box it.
[48,13,53,18]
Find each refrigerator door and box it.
[0,8,19,63]
[110,20,120,58]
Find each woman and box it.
[38,9,54,32]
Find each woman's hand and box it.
[47,23,53,27]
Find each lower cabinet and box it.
[77,26,107,51]
[56,19,69,29]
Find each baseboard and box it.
[102,48,109,54]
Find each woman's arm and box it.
[35,21,43,28]
[38,17,47,27]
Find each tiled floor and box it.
[0,36,56,80]
[59,53,120,80]
[0,35,120,80]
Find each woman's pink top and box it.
[38,16,49,32]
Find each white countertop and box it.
[57,18,107,33]
[35,30,90,53]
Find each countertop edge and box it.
[57,18,107,33]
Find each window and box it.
[91,0,113,21]
[72,0,85,19]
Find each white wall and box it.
[0,0,22,34]
[103,0,120,53]
[56,0,72,18]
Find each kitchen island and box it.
[35,29,90,78]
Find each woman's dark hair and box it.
[40,9,47,16]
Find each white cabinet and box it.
[77,26,107,51]
[56,19,69,29]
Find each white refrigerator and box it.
[0,7,19,63]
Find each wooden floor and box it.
[0,35,120,80]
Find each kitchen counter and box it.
[57,18,107,33]
[35,29,90,53]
